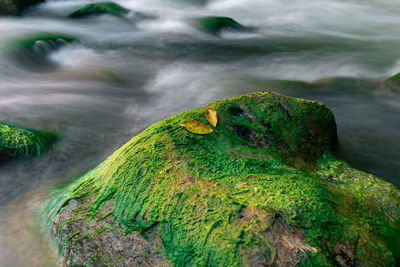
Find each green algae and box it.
[0,123,57,159]
[194,16,250,35]
[67,2,129,18]
[43,92,400,266]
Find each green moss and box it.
[316,156,400,264]
[0,123,57,158]
[44,92,400,266]
[67,2,129,18]
[194,16,250,35]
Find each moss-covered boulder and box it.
[7,33,78,70]
[194,16,251,35]
[67,2,129,18]
[0,0,43,15]
[0,123,57,159]
[42,92,399,266]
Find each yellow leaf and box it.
[180,120,213,135]
[206,109,218,127]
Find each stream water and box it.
[0,0,399,265]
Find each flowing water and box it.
[0,0,400,265]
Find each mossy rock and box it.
[67,2,129,18]
[194,16,251,35]
[0,0,44,16]
[0,123,57,159]
[387,72,400,86]
[42,92,399,266]
[7,33,78,70]
[10,33,78,51]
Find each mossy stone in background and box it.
[67,2,129,18]
[10,33,78,51]
[194,16,250,35]
[7,33,78,71]
[42,92,399,266]
[0,123,57,159]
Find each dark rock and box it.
[0,0,44,16]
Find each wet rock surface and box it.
[51,197,171,266]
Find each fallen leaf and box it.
[180,120,213,134]
[206,109,218,127]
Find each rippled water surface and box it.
[0,0,399,265]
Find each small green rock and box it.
[8,33,78,56]
[13,33,77,50]
[194,16,250,35]
[67,2,129,18]
[6,33,78,70]
[0,123,57,159]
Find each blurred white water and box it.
[0,0,400,265]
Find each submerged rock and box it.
[7,33,78,71]
[177,0,208,6]
[0,123,57,159]
[10,33,77,52]
[0,0,44,16]
[42,92,399,266]
[51,68,123,83]
[194,16,251,35]
[67,2,129,18]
